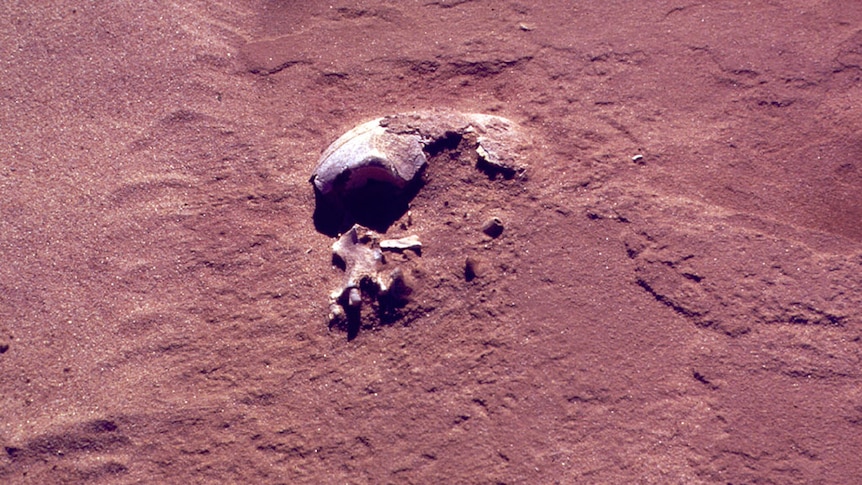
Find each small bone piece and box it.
[380,235,422,251]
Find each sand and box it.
[1,1,861,483]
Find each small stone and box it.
[465,256,481,281]
[347,287,362,307]
[481,217,505,238]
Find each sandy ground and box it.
[2,1,861,483]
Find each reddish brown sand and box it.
[2,1,861,483]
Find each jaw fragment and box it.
[328,224,420,326]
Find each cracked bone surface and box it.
[328,224,419,322]
[311,118,427,198]
[380,110,527,176]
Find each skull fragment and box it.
[311,110,526,235]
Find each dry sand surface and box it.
[2,1,862,483]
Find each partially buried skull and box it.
[312,110,527,338]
